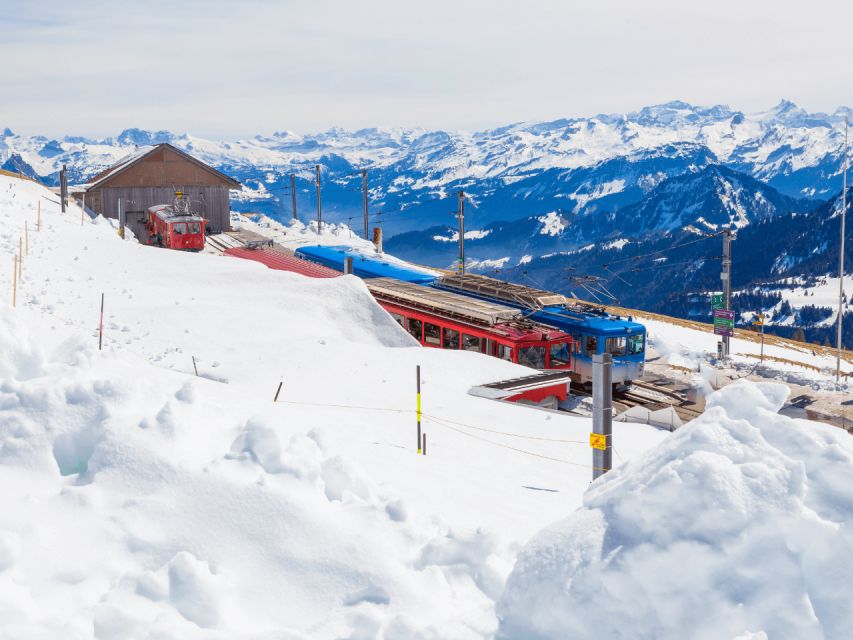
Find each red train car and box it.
[145,205,206,252]
[366,278,573,370]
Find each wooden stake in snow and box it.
[12,255,17,307]
[81,192,86,226]
[416,365,422,454]
[98,293,104,351]
[274,381,283,402]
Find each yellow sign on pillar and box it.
[590,433,607,450]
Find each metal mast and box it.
[722,229,733,356]
[837,117,848,381]
[361,170,369,239]
[457,190,465,274]
[290,173,297,220]
[315,164,322,233]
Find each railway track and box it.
[572,376,703,426]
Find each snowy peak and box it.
[618,164,813,233]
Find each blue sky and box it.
[2,0,851,137]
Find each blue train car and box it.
[525,305,645,385]
[433,274,646,385]
[295,245,438,284]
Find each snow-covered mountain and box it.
[2,100,850,221]
[385,165,816,268]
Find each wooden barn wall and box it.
[102,147,230,188]
[97,186,231,240]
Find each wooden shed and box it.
[82,143,240,241]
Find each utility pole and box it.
[457,190,465,274]
[60,164,67,213]
[721,229,733,357]
[361,170,369,239]
[315,164,322,233]
[290,173,297,221]
[591,353,613,480]
[837,117,848,382]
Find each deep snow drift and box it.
[0,176,667,637]
[498,380,853,640]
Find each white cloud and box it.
[2,0,852,137]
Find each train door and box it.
[495,342,514,362]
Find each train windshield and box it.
[629,333,645,354]
[189,222,201,234]
[549,342,571,367]
[173,223,187,235]
[606,336,627,356]
[518,345,546,369]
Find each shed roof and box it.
[85,143,241,191]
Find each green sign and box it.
[711,293,725,310]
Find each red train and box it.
[222,248,575,372]
[145,205,206,251]
[366,278,573,370]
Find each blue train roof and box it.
[532,306,645,336]
[295,245,438,284]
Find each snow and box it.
[432,229,491,243]
[763,275,853,328]
[0,175,667,637]
[641,314,848,390]
[497,380,853,640]
[537,212,567,236]
[601,238,629,250]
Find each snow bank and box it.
[497,380,853,640]
[0,174,669,637]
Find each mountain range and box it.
[2,100,851,344]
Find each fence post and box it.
[417,365,422,453]
[592,353,613,480]
[99,293,104,350]
[344,256,354,275]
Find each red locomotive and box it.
[145,204,206,251]
[366,278,573,370]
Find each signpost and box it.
[713,309,734,337]
[711,293,725,310]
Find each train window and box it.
[496,344,513,361]
[462,334,481,352]
[443,328,460,349]
[407,318,423,342]
[389,312,405,327]
[629,334,645,354]
[173,223,187,235]
[585,335,598,355]
[606,336,627,356]
[518,346,546,369]
[189,222,201,234]
[424,323,441,346]
[549,342,571,367]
